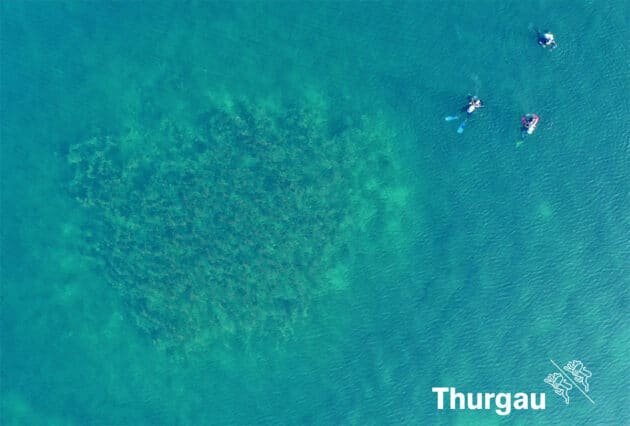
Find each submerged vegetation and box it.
[68,97,403,353]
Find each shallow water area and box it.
[2,1,629,424]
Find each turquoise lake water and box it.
[1,1,629,424]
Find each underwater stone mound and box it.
[68,98,399,353]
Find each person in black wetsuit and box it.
[537,31,557,49]
[464,95,484,116]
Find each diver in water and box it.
[537,31,557,49]
[464,95,484,116]
[521,114,539,135]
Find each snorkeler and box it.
[444,95,485,134]
[465,95,484,116]
[537,31,557,49]
[515,113,540,146]
[521,114,539,135]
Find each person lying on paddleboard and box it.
[464,95,484,116]
[537,31,557,49]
